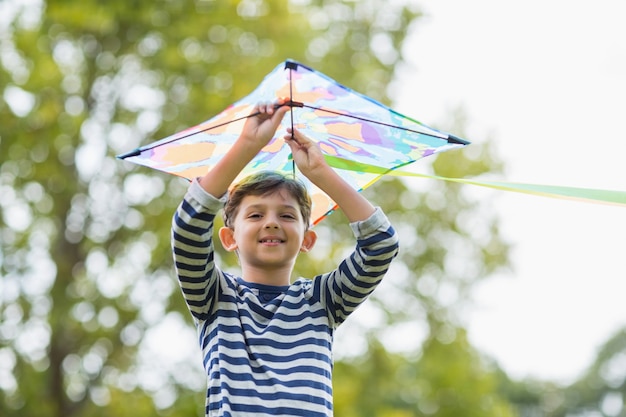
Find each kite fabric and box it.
[117,59,469,224]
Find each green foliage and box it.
[550,328,626,417]
[413,327,517,417]
[0,0,423,415]
[334,329,517,417]
[472,327,626,417]
[0,0,533,416]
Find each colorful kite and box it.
[118,60,626,220]
[118,60,469,224]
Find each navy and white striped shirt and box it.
[172,179,399,416]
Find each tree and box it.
[334,328,518,417]
[1,0,517,416]
[557,328,626,417]
[487,329,626,417]
[1,0,432,415]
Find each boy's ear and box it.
[300,229,317,253]
[218,227,238,252]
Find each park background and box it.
[1,1,625,416]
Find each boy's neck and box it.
[240,265,292,286]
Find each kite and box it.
[118,59,469,224]
[118,60,626,221]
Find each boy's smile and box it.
[218,189,317,285]
[259,236,284,245]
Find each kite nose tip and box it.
[447,134,470,145]
[117,149,142,159]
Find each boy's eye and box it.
[244,211,297,220]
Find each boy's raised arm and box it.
[199,99,290,198]
[285,128,376,223]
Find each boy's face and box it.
[219,189,316,272]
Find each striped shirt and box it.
[172,179,399,416]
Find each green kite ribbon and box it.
[324,155,626,207]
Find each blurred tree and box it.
[0,0,513,416]
[1,0,421,415]
[555,328,626,417]
[503,328,626,417]
[333,328,517,417]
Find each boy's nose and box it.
[264,217,280,229]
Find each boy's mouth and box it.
[259,238,284,244]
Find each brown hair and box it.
[223,171,312,229]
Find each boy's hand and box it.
[284,128,329,179]
[241,98,291,149]
[285,127,376,223]
[198,98,290,198]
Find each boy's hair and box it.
[223,171,312,229]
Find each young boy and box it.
[171,99,399,416]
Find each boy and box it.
[171,99,399,416]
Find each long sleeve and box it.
[171,179,226,321]
[309,207,399,328]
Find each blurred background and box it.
[1,1,625,416]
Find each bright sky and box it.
[394,0,626,384]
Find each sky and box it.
[393,0,626,384]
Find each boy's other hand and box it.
[284,128,329,179]
[285,127,376,222]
